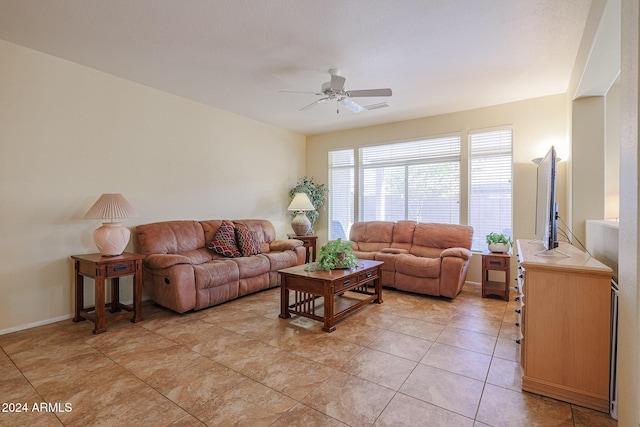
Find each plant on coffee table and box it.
[305,238,358,271]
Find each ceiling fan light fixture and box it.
[340,97,366,113]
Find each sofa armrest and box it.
[269,239,303,251]
[440,247,472,260]
[144,253,192,269]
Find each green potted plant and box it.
[313,238,358,271]
[289,176,328,234]
[486,232,513,253]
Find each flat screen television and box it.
[535,146,559,251]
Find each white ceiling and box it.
[0,0,593,136]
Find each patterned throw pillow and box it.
[206,220,241,257]
[235,224,264,256]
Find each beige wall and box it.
[605,80,621,219]
[0,40,306,332]
[619,0,639,424]
[571,96,607,243]
[306,94,569,283]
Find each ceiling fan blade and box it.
[347,88,392,97]
[330,74,346,92]
[364,102,389,110]
[279,90,322,95]
[339,97,366,113]
[299,97,328,111]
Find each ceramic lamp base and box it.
[93,222,130,256]
[291,212,311,236]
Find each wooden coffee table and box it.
[278,260,383,332]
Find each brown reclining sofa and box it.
[349,221,473,298]
[135,219,305,313]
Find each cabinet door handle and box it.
[515,338,521,344]
[514,296,520,302]
[515,308,521,314]
[343,280,350,286]
[516,322,520,327]
[366,271,372,278]
[114,266,128,271]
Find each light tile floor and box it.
[0,283,618,426]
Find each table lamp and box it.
[84,193,138,256]
[287,192,314,236]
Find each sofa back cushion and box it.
[391,220,416,251]
[410,223,473,257]
[136,220,206,255]
[233,220,276,253]
[349,221,395,252]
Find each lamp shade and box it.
[84,194,138,256]
[84,193,138,220]
[287,193,314,211]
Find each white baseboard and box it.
[0,313,74,336]
[0,297,150,336]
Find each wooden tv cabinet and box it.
[515,240,612,412]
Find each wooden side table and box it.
[481,251,510,301]
[71,252,144,334]
[287,234,317,263]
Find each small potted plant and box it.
[486,232,512,253]
[315,238,358,271]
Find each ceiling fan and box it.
[281,69,392,113]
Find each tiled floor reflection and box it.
[0,283,618,426]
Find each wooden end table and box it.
[287,234,317,263]
[278,260,383,332]
[481,251,510,301]
[71,252,144,334]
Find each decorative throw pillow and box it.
[235,224,264,256]
[206,220,241,257]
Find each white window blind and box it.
[328,149,354,240]
[359,135,461,223]
[469,129,513,251]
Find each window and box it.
[359,135,461,223]
[328,149,354,240]
[468,128,513,251]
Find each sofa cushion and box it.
[206,220,241,257]
[262,250,299,271]
[412,223,473,250]
[395,254,441,278]
[390,220,416,251]
[193,259,239,290]
[380,248,409,254]
[235,224,264,256]
[136,220,205,255]
[349,221,395,252]
[233,220,276,253]
[232,254,270,278]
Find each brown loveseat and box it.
[135,219,305,313]
[349,221,473,298]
